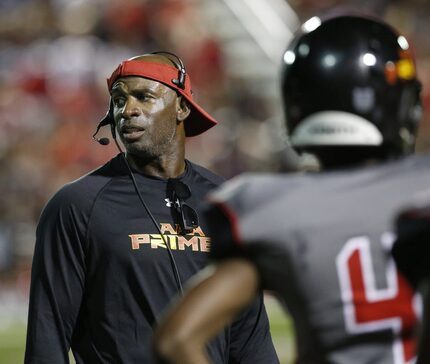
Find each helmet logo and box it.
[352,87,374,113]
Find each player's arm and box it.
[392,205,430,286]
[202,188,278,363]
[392,205,430,364]
[417,281,430,364]
[24,189,86,364]
[153,258,260,364]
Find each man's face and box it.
[111,76,181,159]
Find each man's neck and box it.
[126,152,186,179]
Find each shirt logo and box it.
[165,198,180,209]
[129,223,210,253]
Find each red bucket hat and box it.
[105,60,218,137]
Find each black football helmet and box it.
[281,15,422,162]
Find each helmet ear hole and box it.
[409,83,423,127]
[410,103,423,126]
[396,82,422,154]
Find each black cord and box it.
[113,140,184,294]
[120,153,184,295]
[94,74,185,295]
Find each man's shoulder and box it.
[187,160,225,186]
[46,157,119,211]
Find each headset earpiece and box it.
[151,51,186,89]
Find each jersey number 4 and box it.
[336,233,417,364]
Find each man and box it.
[392,202,430,364]
[154,15,430,363]
[24,52,278,363]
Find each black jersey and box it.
[25,154,277,364]
[392,202,430,287]
[205,154,430,364]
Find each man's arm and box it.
[153,258,260,364]
[25,189,87,363]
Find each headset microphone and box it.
[94,136,110,145]
[92,111,112,146]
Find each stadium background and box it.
[0,0,429,363]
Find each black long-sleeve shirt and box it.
[25,154,277,364]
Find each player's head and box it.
[281,14,422,168]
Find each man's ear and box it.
[176,96,191,122]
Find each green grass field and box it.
[0,321,76,364]
[0,295,295,364]
[265,295,296,364]
[0,322,26,364]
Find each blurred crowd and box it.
[0,0,228,277]
[0,0,429,328]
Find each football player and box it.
[153,14,430,364]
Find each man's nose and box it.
[122,98,141,119]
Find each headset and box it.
[153,51,186,90]
[93,51,187,144]
[92,51,192,295]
